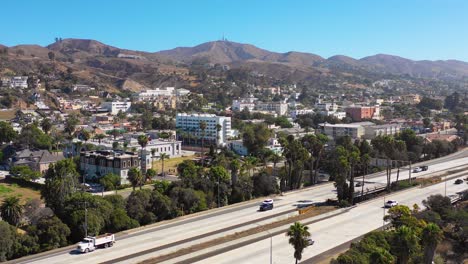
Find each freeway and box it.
[8,149,468,264]
[195,175,468,264]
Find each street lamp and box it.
[254,223,273,264]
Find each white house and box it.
[10,76,28,88]
[101,101,132,115]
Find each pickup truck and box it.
[77,233,115,253]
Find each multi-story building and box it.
[290,109,315,119]
[319,122,375,140]
[125,137,182,159]
[10,76,28,88]
[101,101,132,115]
[315,102,338,112]
[80,150,140,183]
[176,113,232,146]
[400,94,421,105]
[232,95,257,112]
[363,124,402,140]
[72,84,95,93]
[256,101,288,116]
[137,88,175,101]
[345,105,380,121]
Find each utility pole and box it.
[444,174,447,196]
[408,161,412,185]
[84,201,88,237]
[217,174,220,208]
[383,194,386,228]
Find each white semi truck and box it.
[77,233,115,253]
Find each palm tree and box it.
[199,121,207,166]
[0,196,23,226]
[422,223,443,264]
[391,226,420,264]
[360,154,371,196]
[138,133,149,161]
[95,134,106,144]
[243,156,257,177]
[159,153,170,177]
[286,222,311,264]
[127,167,143,190]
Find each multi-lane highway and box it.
[8,150,468,264]
[187,175,468,264]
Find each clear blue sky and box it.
[2,0,468,61]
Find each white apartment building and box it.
[232,95,257,112]
[127,138,182,158]
[101,101,132,115]
[10,76,28,88]
[319,122,375,140]
[137,88,175,101]
[176,113,232,146]
[363,124,402,140]
[315,102,338,112]
[290,109,314,119]
[256,101,288,116]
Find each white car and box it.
[385,200,398,208]
[412,167,422,173]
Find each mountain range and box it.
[1,38,468,92]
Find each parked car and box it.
[421,165,429,171]
[455,179,463,185]
[259,199,274,211]
[385,200,399,208]
[412,167,422,173]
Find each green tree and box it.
[33,216,70,250]
[40,118,53,134]
[41,159,79,214]
[0,121,17,144]
[286,222,311,264]
[0,221,15,261]
[281,135,309,190]
[208,166,231,207]
[99,173,121,191]
[159,153,170,177]
[242,123,272,155]
[421,223,443,264]
[127,167,143,190]
[391,226,420,264]
[108,208,139,232]
[64,115,79,137]
[17,124,52,149]
[0,196,23,226]
[199,121,207,166]
[150,190,176,221]
[94,134,106,144]
[62,192,113,241]
[10,165,41,181]
[126,189,155,225]
[146,168,157,181]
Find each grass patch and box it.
[151,155,196,175]
[0,109,15,120]
[0,180,42,203]
[0,185,13,194]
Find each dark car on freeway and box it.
[259,199,274,211]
